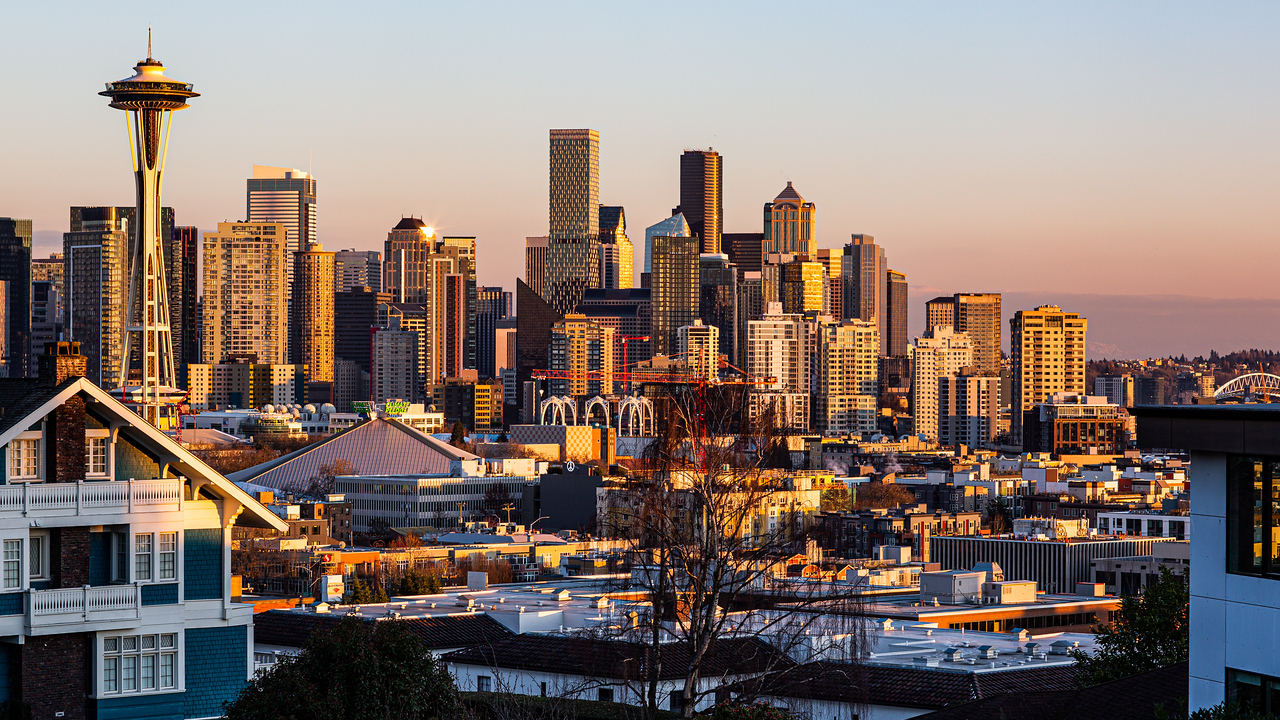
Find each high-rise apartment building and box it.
[678,320,720,382]
[477,286,511,379]
[578,288,653,370]
[548,314,614,397]
[384,218,433,303]
[0,218,32,378]
[912,327,975,442]
[679,149,722,254]
[371,316,419,403]
[938,373,1000,448]
[644,213,691,278]
[781,259,824,315]
[187,361,303,410]
[650,232,700,357]
[29,280,60,377]
[377,303,429,403]
[925,296,956,332]
[1094,374,1135,408]
[955,293,1002,376]
[841,234,888,354]
[699,254,738,362]
[763,182,816,256]
[63,209,128,387]
[724,232,764,279]
[746,304,811,432]
[335,286,393,375]
[247,165,316,305]
[737,272,764,368]
[546,128,601,314]
[383,219,476,377]
[292,243,336,384]
[598,205,634,289]
[815,248,843,319]
[885,269,909,358]
[525,236,549,298]
[201,222,289,365]
[334,249,382,292]
[1009,305,1088,444]
[438,235,478,372]
[815,319,880,435]
[173,226,199,387]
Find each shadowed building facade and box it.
[679,149,722,254]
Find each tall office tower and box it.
[598,205,634,289]
[911,326,975,442]
[335,286,393,374]
[815,248,843,319]
[383,220,476,376]
[63,208,129,388]
[30,253,64,289]
[841,234,888,353]
[494,319,517,375]
[644,213,691,278]
[925,296,955,332]
[202,222,289,365]
[650,233,700,357]
[29,281,61,375]
[737,272,764,367]
[938,373,1000,448]
[781,258,824,315]
[438,235,478,372]
[292,242,336,386]
[384,218,433,303]
[247,165,316,305]
[1094,374,1135,408]
[548,314,614,397]
[747,305,809,393]
[678,320,720,381]
[525,236,549,297]
[763,182,816,256]
[546,128,601,314]
[723,232,764,280]
[371,317,419,403]
[0,218,32,378]
[377,303,429,403]
[334,249,382,292]
[954,293,1002,376]
[333,359,367,411]
[699,254,738,362]
[578,288,652,370]
[477,286,511,379]
[100,49,197,426]
[515,279,563,400]
[815,319,880,435]
[1009,305,1088,444]
[885,270,909,358]
[679,149,722,254]
[172,226,198,388]
[760,253,796,307]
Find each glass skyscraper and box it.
[546,129,601,315]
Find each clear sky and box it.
[3,2,1278,358]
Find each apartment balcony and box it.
[25,584,145,635]
[0,478,182,518]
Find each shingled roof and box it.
[443,634,790,682]
[912,661,1187,720]
[0,379,68,438]
[253,610,513,650]
[227,418,477,491]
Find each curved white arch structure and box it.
[584,396,611,426]
[617,395,655,437]
[1215,373,1280,401]
[539,396,578,426]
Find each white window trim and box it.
[7,431,44,483]
[1,537,23,591]
[29,530,50,582]
[96,629,185,697]
[86,429,113,479]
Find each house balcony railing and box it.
[26,584,141,631]
[0,478,182,517]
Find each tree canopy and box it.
[1071,568,1189,687]
[224,616,457,720]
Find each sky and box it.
[3,2,1278,358]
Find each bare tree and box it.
[306,458,357,497]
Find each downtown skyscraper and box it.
[598,206,633,289]
[841,234,888,355]
[1009,305,1088,444]
[247,165,316,306]
[63,208,129,388]
[679,149,722,254]
[292,243,336,386]
[763,182,816,256]
[545,129,601,315]
[0,218,31,378]
[202,222,289,365]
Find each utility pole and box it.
[502,503,515,525]
[457,502,466,529]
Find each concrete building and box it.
[650,230,700,357]
[955,293,1002,376]
[763,182,816,256]
[371,317,419,404]
[840,234,888,354]
[202,222,289,366]
[291,242,335,385]
[1089,540,1189,596]
[333,249,381,292]
[186,361,304,410]
[1010,305,1088,445]
[1095,374,1135,408]
[814,248,842,320]
[383,217,433,303]
[746,304,809,395]
[678,320,720,382]
[548,314,614,397]
[925,295,955,332]
[62,210,128,388]
[938,373,1001,448]
[930,535,1160,594]
[815,320,880,435]
[912,327,975,443]
[247,166,316,309]
[29,281,60,378]
[1023,393,1126,456]
[546,129,601,315]
[524,236,548,298]
[598,205,633,289]
[494,320,517,377]
[679,149,723,254]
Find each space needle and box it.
[99,33,198,429]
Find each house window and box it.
[87,436,109,477]
[1228,669,1280,715]
[114,533,127,582]
[158,533,177,580]
[103,633,178,694]
[29,532,48,581]
[1227,457,1280,578]
[476,675,492,692]
[669,691,685,713]
[7,438,40,480]
[2,540,20,589]
[135,534,153,581]
[598,688,614,703]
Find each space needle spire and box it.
[100,36,198,429]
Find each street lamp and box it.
[530,516,550,533]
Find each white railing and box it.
[29,584,139,617]
[0,479,182,516]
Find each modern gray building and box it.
[699,254,738,363]
[930,535,1160,594]
[477,286,511,379]
[334,249,382,292]
[841,234,887,354]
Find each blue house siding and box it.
[141,583,179,606]
[114,436,161,480]
[184,626,247,719]
[91,692,184,720]
[183,529,222,601]
[0,593,21,616]
[89,531,112,586]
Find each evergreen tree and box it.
[1071,568,1188,686]
[345,578,372,604]
[372,582,389,603]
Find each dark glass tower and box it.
[0,218,32,378]
[885,269,909,358]
[679,150,722,254]
[477,286,511,379]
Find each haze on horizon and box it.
[3,1,1277,358]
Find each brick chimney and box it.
[38,342,87,483]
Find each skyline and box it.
[4,2,1278,357]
